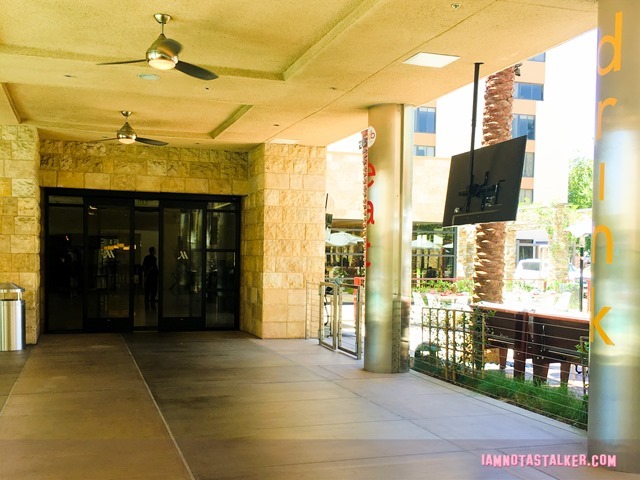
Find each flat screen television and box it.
[442,136,527,227]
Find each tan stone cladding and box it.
[0,135,328,342]
[241,144,326,338]
[37,139,326,340]
[39,141,249,195]
[0,125,41,344]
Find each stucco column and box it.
[589,2,640,473]
[0,125,40,343]
[364,104,413,373]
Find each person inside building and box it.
[143,247,159,305]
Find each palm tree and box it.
[473,66,516,304]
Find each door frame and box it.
[83,195,134,332]
[158,200,207,331]
[43,188,242,333]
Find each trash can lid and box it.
[0,282,25,293]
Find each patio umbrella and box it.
[326,232,364,247]
[411,237,436,249]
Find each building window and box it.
[513,114,536,140]
[523,152,535,177]
[414,145,435,157]
[412,224,457,281]
[514,82,544,101]
[415,107,436,133]
[325,226,365,282]
[519,189,534,204]
[516,239,535,264]
[528,53,546,62]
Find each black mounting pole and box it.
[579,245,584,312]
[466,62,483,212]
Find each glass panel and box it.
[48,195,84,205]
[529,53,546,62]
[411,224,457,285]
[513,115,536,140]
[86,203,131,320]
[162,207,203,319]
[414,107,436,133]
[523,152,535,177]
[134,210,159,328]
[206,252,236,328]
[414,145,435,157]
[47,205,84,330]
[206,211,237,249]
[135,199,159,207]
[207,201,237,211]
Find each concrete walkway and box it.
[0,332,637,479]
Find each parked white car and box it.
[516,259,591,281]
[514,259,549,280]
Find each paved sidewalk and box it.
[1,332,637,479]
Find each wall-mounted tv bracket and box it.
[460,62,484,214]
[456,171,503,215]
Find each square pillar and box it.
[241,144,326,338]
[0,125,41,343]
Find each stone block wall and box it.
[241,143,326,338]
[0,134,328,342]
[0,125,41,343]
[36,139,249,342]
[39,141,249,195]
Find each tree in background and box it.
[568,157,593,209]
[473,66,515,304]
[567,156,593,264]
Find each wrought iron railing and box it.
[411,300,589,429]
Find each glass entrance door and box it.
[44,190,240,333]
[205,203,239,329]
[134,203,160,329]
[85,198,132,331]
[45,196,84,331]
[160,204,205,330]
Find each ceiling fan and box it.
[98,13,218,81]
[98,111,168,146]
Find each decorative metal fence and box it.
[412,302,589,429]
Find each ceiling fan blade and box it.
[175,61,218,80]
[155,37,182,57]
[135,137,168,147]
[98,59,146,65]
[89,138,118,143]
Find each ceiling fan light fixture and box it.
[117,135,136,145]
[147,51,177,70]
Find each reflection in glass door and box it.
[206,205,238,329]
[46,198,84,331]
[86,200,132,331]
[44,190,240,333]
[161,205,204,330]
[134,205,159,329]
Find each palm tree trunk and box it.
[473,67,516,304]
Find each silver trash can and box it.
[0,282,26,351]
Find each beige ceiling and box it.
[0,0,596,151]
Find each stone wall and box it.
[0,125,40,343]
[0,135,328,342]
[241,144,326,338]
[39,141,249,195]
[36,139,250,342]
